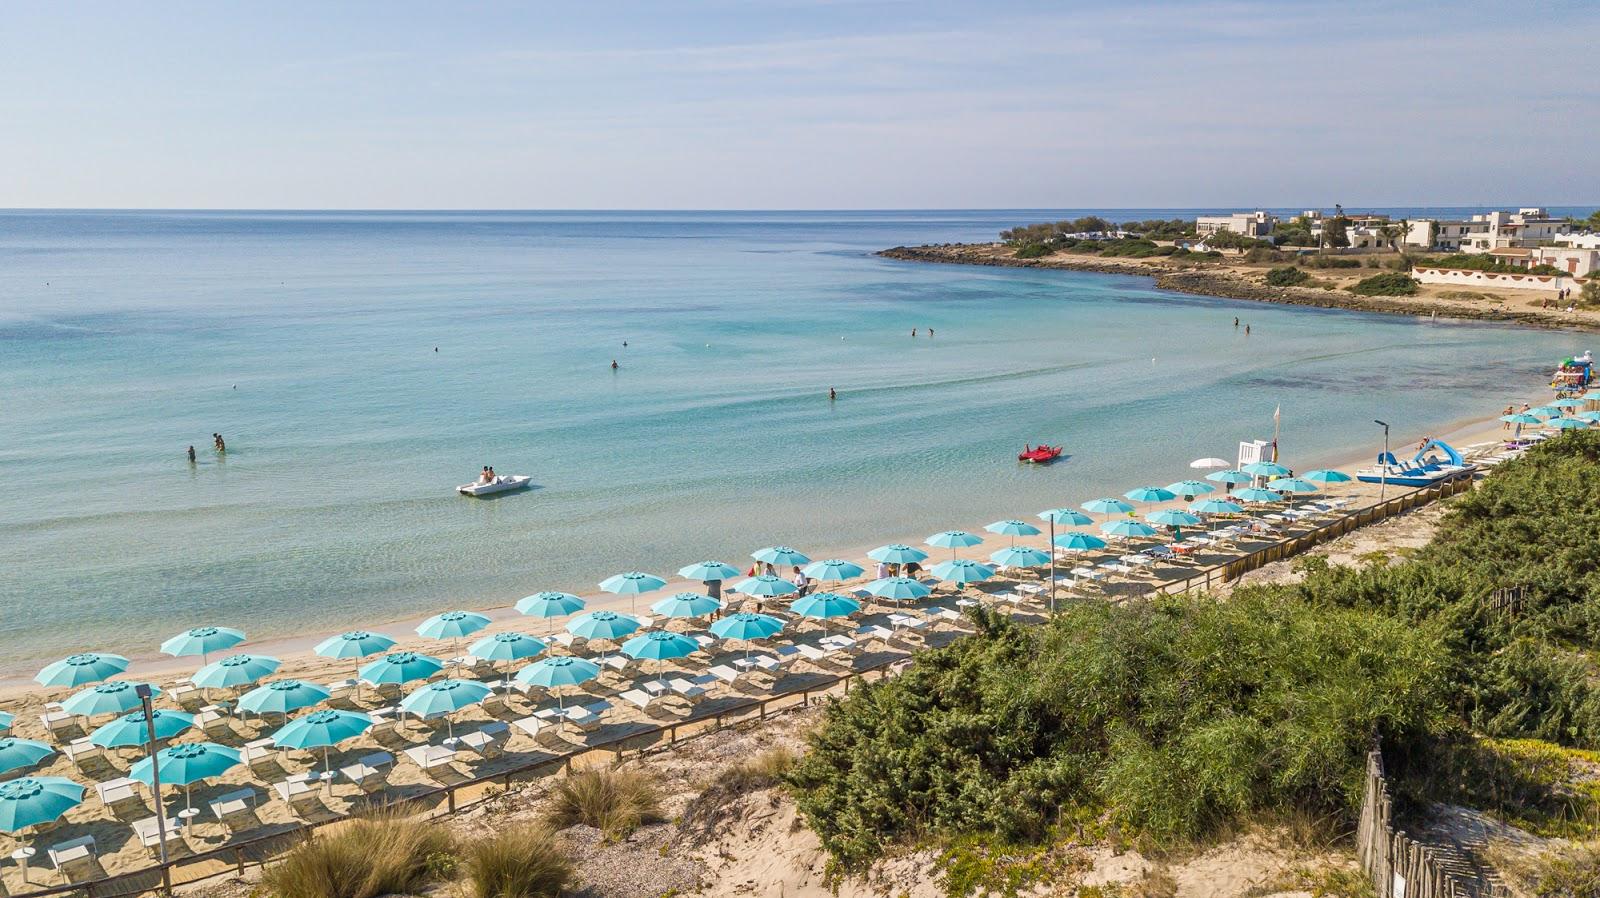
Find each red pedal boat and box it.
[1017,444,1063,464]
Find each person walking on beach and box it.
[187,445,196,463]
[793,566,810,597]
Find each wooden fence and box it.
[1357,749,1508,898]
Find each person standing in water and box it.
[611,359,619,370]
[1233,317,1239,328]
[829,387,836,401]
[187,445,196,463]
[1244,324,1251,336]
[214,433,226,452]
[927,327,934,337]
[911,328,917,337]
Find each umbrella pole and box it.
[1047,517,1056,614]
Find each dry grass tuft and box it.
[548,768,663,840]
[260,812,456,898]
[463,824,572,898]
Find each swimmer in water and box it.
[187,445,196,463]
[829,387,836,400]
[911,328,917,337]
[611,359,619,370]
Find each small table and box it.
[12,846,35,881]
[177,808,200,829]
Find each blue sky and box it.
[3,1,1597,209]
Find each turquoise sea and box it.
[0,209,1587,669]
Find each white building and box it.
[1404,208,1571,252]
[1195,211,1275,237]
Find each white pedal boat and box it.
[457,475,532,497]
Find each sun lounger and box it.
[449,723,509,758]
[47,835,96,879]
[511,715,544,740]
[665,678,709,703]
[39,710,76,738]
[197,708,233,736]
[403,744,457,774]
[731,654,780,672]
[887,613,926,629]
[167,679,202,705]
[707,664,742,684]
[336,751,394,793]
[240,738,279,769]
[820,634,858,652]
[132,816,181,853]
[62,738,102,767]
[96,777,142,807]
[618,688,657,710]
[561,701,610,733]
[596,654,630,671]
[208,787,257,821]
[272,774,323,805]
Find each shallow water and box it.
[0,210,1584,667]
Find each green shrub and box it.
[463,825,572,898]
[548,769,662,840]
[1265,266,1310,287]
[1243,246,1288,264]
[1349,272,1419,296]
[261,814,456,898]
[1300,255,1362,269]
[1014,243,1054,259]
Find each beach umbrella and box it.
[802,559,865,581]
[677,561,741,582]
[931,558,994,584]
[710,613,785,661]
[193,654,280,690]
[622,630,698,661]
[61,681,159,718]
[90,710,195,749]
[400,679,490,737]
[566,610,641,642]
[1038,508,1092,526]
[792,592,860,620]
[1233,487,1284,503]
[1266,478,1319,493]
[513,656,600,708]
[1081,498,1134,516]
[271,709,373,773]
[1550,416,1591,430]
[160,627,246,666]
[515,592,587,634]
[1529,406,1563,418]
[752,546,811,567]
[359,651,444,686]
[35,653,129,688]
[866,544,929,565]
[1302,469,1354,484]
[1123,486,1176,505]
[1189,457,1231,469]
[237,679,330,718]
[925,530,983,561]
[468,631,547,663]
[984,519,1041,539]
[1552,397,1585,408]
[416,610,491,643]
[1148,510,1202,527]
[1206,470,1252,485]
[0,712,12,734]
[732,575,798,598]
[1578,411,1600,423]
[1586,390,1600,400]
[1241,461,1291,478]
[1189,498,1244,515]
[0,777,84,833]
[1165,479,1216,498]
[0,739,53,776]
[1499,413,1541,425]
[990,546,1052,568]
[1053,531,1108,552]
[1101,520,1158,539]
[131,742,240,813]
[651,592,724,619]
[314,631,396,659]
[862,576,932,603]
[600,571,668,615]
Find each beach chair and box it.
[272,774,323,812]
[618,688,657,710]
[132,816,181,854]
[62,738,102,768]
[207,787,259,831]
[510,716,544,740]
[563,701,611,733]
[95,777,143,811]
[167,678,203,706]
[771,644,802,665]
[323,678,356,701]
[241,738,279,772]
[403,744,457,776]
[338,753,394,795]
[197,706,233,737]
[39,709,76,739]
[707,664,742,685]
[46,835,96,881]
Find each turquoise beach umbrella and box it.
[0,712,13,733]
[863,576,932,601]
[1552,397,1584,408]
[710,612,784,642]
[1038,508,1092,526]
[513,656,600,709]
[1577,410,1600,423]
[931,558,994,584]
[1302,469,1353,483]
[35,653,129,688]
[732,575,798,597]
[1500,413,1541,425]
[400,678,491,719]
[90,710,195,748]
[468,631,546,662]
[866,544,928,565]
[160,627,245,664]
[1233,487,1284,503]
[1148,510,1202,527]
[62,681,159,718]
[313,631,396,659]
[1529,406,1563,418]
[1189,498,1244,515]
[567,610,641,642]
[677,561,741,582]
[131,742,241,812]
[1241,461,1291,477]
[417,610,491,641]
[752,546,811,567]
[0,777,84,832]
[651,592,723,619]
[925,530,983,551]
[621,630,698,661]
[359,651,444,685]
[237,679,331,717]
[1123,486,1176,504]
[1081,498,1134,515]
[1101,520,1159,539]
[515,592,586,619]
[791,592,861,620]
[272,709,374,771]
[1549,416,1591,430]
[1053,531,1107,551]
[1206,470,1252,485]
[1165,480,1216,497]
[599,571,668,594]
[193,654,280,689]
[990,546,1052,568]
[801,559,865,581]
[0,739,53,776]
[984,519,1042,538]
[1266,478,1319,493]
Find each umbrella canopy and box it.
[0,739,53,776]
[160,627,245,660]
[621,630,698,661]
[61,681,159,718]
[1101,520,1159,538]
[1053,531,1108,551]
[862,577,932,601]
[599,571,668,595]
[358,651,444,685]
[514,656,600,689]
[1037,508,1093,526]
[984,519,1042,537]
[238,679,330,716]
[0,777,84,832]
[1165,479,1216,497]
[1302,469,1354,483]
[131,742,240,788]
[866,544,929,564]
[931,558,994,584]
[1190,457,1231,469]
[925,530,983,550]
[801,559,866,581]
[1550,416,1591,430]
[1528,405,1564,418]
[732,575,798,597]
[710,613,784,642]
[416,611,491,641]
[515,592,586,619]
[468,631,547,662]
[1579,411,1600,423]
[0,712,12,732]
[1499,413,1542,425]
[90,710,195,748]
[751,546,811,567]
[400,679,491,718]
[313,631,396,659]
[792,592,861,620]
[1241,461,1291,477]
[990,546,1052,568]
[677,561,741,582]
[1206,470,1253,485]
[566,610,641,642]
[1233,487,1284,503]
[1148,510,1202,527]
[271,709,373,750]
[1189,498,1244,515]
[35,653,129,688]
[651,592,724,619]
[1266,477,1319,493]
[193,654,281,689]
[1123,486,1176,504]
[1552,397,1585,408]
[1081,498,1134,515]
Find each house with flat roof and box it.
[1194,211,1274,237]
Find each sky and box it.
[3,0,1598,210]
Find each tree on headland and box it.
[1587,209,1600,231]
[1581,277,1600,308]
[1321,214,1350,253]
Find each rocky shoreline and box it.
[877,244,1595,333]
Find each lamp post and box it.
[134,685,169,873]
[1374,420,1390,502]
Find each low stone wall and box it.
[1413,266,1569,294]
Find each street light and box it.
[134,684,169,871]
[1374,420,1390,501]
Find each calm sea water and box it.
[0,209,1587,668]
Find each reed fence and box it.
[1358,749,1508,898]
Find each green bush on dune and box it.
[1348,272,1419,296]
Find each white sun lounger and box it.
[208,787,258,820]
[96,777,141,806]
[132,817,181,853]
[403,745,457,774]
[47,835,96,877]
